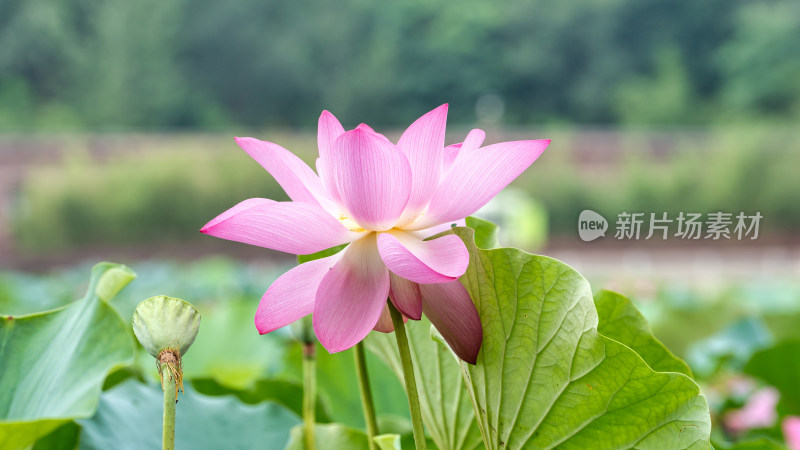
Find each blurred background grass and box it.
[1,0,799,446]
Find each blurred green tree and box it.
[0,0,795,129]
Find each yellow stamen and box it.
[337,213,365,232]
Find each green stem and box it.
[389,301,427,450]
[354,341,379,450]
[162,370,177,450]
[302,343,316,450]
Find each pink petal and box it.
[201,198,275,229]
[356,123,395,144]
[783,417,800,450]
[442,130,484,175]
[414,219,467,239]
[377,231,468,284]
[373,304,394,333]
[389,273,422,320]
[396,104,448,226]
[317,110,345,161]
[372,302,410,333]
[725,387,779,432]
[332,128,412,231]
[317,111,345,203]
[235,137,334,210]
[201,199,361,255]
[315,156,341,205]
[442,143,461,174]
[420,281,482,364]
[460,129,486,155]
[406,139,550,230]
[356,123,375,133]
[255,252,342,334]
[313,234,390,353]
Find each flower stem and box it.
[354,341,379,450]
[158,349,183,450]
[389,301,427,450]
[303,342,316,450]
[162,366,177,450]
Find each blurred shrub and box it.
[614,48,699,125]
[8,127,800,251]
[716,2,800,120]
[522,127,800,237]
[11,139,300,251]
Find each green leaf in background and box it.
[373,434,402,450]
[30,422,80,450]
[190,377,331,422]
[465,216,499,249]
[163,300,288,389]
[744,340,800,415]
[687,318,774,379]
[471,190,548,250]
[366,318,483,450]
[284,424,369,450]
[453,227,711,449]
[284,424,402,450]
[0,263,137,450]
[762,311,800,343]
[279,341,410,429]
[595,290,693,376]
[78,380,299,449]
[297,244,348,264]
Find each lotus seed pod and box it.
[132,296,201,357]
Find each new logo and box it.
[578,210,608,242]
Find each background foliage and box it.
[9,127,799,252]
[0,0,798,131]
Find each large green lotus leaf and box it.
[366,317,483,450]
[30,422,80,450]
[744,340,800,415]
[284,424,401,450]
[78,380,299,449]
[452,228,711,449]
[594,290,693,376]
[0,262,137,450]
[465,216,499,249]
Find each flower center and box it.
[337,213,365,232]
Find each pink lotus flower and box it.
[201,105,549,363]
[724,386,779,433]
[784,416,800,450]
